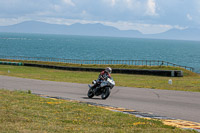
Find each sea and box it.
[0,32,200,73]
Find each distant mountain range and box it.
[0,21,200,41]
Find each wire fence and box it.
[0,55,194,72]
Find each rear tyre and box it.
[87,88,94,98]
[101,87,110,99]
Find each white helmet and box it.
[105,67,112,74]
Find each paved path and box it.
[1,75,200,123]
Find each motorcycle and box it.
[87,77,115,99]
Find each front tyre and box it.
[87,88,94,98]
[101,87,110,99]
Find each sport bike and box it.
[87,77,115,99]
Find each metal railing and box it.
[0,55,194,72]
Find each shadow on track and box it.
[82,97,102,100]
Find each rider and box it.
[91,67,112,92]
[99,67,112,81]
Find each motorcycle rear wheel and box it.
[101,87,110,99]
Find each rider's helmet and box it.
[105,67,112,74]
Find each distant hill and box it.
[0,21,200,41]
[146,28,200,41]
[0,21,142,38]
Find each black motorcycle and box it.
[87,77,115,99]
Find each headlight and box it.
[92,80,96,84]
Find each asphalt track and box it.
[1,75,200,123]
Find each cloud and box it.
[102,21,172,34]
[146,0,158,16]
[173,25,188,30]
[111,0,116,6]
[0,17,31,26]
[0,0,200,33]
[187,14,193,21]
[125,0,143,11]
[62,0,75,6]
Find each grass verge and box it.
[0,59,196,76]
[1,64,200,92]
[0,89,196,133]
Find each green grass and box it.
[0,89,196,133]
[1,64,200,92]
[0,59,196,76]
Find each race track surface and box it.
[1,75,200,123]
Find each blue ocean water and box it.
[0,32,200,72]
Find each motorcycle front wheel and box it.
[101,87,110,99]
[87,88,94,98]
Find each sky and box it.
[0,0,200,34]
